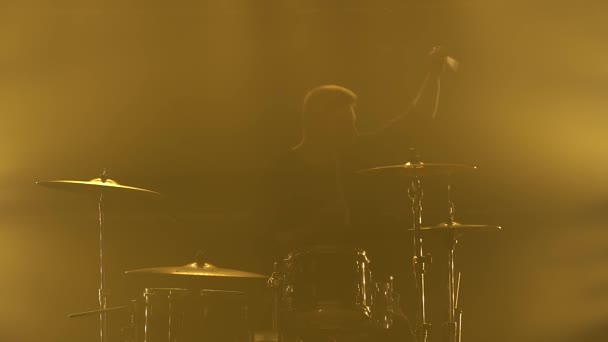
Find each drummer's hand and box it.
[428,45,448,76]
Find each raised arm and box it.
[412,46,451,119]
[371,46,453,135]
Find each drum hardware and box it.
[266,262,283,342]
[359,149,436,342]
[121,299,139,342]
[128,287,249,342]
[38,159,499,342]
[372,276,396,330]
[409,170,431,342]
[446,181,461,342]
[424,181,501,342]
[359,151,482,342]
[123,252,268,341]
[37,170,160,342]
[273,246,374,333]
[271,245,402,339]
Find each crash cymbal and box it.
[36,178,159,195]
[358,162,477,177]
[412,221,502,233]
[125,262,268,279]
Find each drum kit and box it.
[37,153,501,342]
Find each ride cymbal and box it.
[412,221,502,233]
[358,162,477,177]
[36,178,159,195]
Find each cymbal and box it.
[358,162,477,177]
[125,262,268,280]
[412,221,502,233]
[36,178,159,195]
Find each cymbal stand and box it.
[266,262,282,342]
[98,170,109,342]
[409,175,430,342]
[443,183,462,342]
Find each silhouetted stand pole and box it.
[443,232,462,342]
[408,150,430,342]
[442,183,462,342]
[98,190,108,342]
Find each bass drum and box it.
[277,245,374,332]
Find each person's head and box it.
[299,84,358,150]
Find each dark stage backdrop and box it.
[1,1,607,341]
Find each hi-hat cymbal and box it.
[36,178,159,195]
[358,162,477,177]
[125,262,268,280]
[412,221,502,233]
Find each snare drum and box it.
[276,245,373,331]
[135,288,249,342]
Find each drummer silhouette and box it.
[267,47,448,250]
[259,47,451,342]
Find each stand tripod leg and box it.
[454,272,462,342]
[413,254,431,342]
[442,234,463,342]
[442,182,463,342]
